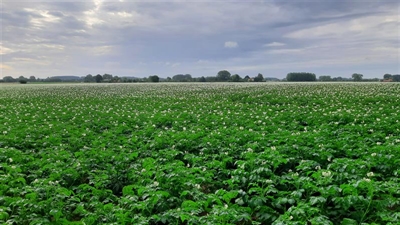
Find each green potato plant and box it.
[0,82,399,224]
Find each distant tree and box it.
[286,72,316,81]
[29,76,36,82]
[18,76,26,80]
[244,75,250,81]
[205,76,218,82]
[3,76,15,82]
[217,70,231,81]
[166,77,172,82]
[18,76,28,84]
[199,76,206,82]
[111,76,120,83]
[392,75,400,82]
[148,75,160,82]
[332,77,343,81]
[102,73,113,82]
[231,74,241,82]
[45,77,62,82]
[352,73,363,82]
[254,73,264,82]
[383,74,392,80]
[183,74,192,82]
[95,74,103,83]
[363,78,380,82]
[265,77,280,82]
[172,74,192,82]
[84,74,94,83]
[319,76,332,81]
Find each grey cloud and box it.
[47,11,65,17]
[46,2,95,12]
[2,4,92,48]
[1,9,44,27]
[1,0,399,79]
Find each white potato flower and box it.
[322,171,332,177]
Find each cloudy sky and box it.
[1,0,399,79]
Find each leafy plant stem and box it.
[359,193,373,224]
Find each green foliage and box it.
[172,74,192,82]
[319,76,332,81]
[231,74,241,82]
[217,70,231,81]
[352,73,363,81]
[199,76,206,82]
[84,74,94,82]
[287,72,316,81]
[383,74,392,80]
[18,76,28,84]
[253,73,264,82]
[3,76,16,82]
[95,74,103,83]
[392,75,400,82]
[0,83,400,224]
[148,75,160,82]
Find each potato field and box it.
[1,83,399,225]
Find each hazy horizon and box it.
[1,0,399,79]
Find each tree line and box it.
[1,71,399,83]
[0,71,267,83]
[112,71,267,83]
[285,72,399,82]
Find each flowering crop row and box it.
[0,83,399,224]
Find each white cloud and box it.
[164,62,181,67]
[87,45,114,56]
[0,45,14,55]
[264,42,286,47]
[171,63,180,68]
[224,41,238,48]
[266,48,304,54]
[24,8,62,29]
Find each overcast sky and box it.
[1,0,399,79]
